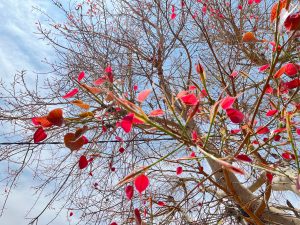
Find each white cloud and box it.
[0,1,71,224]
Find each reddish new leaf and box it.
[226,108,244,124]
[134,174,149,194]
[137,89,152,103]
[220,96,236,110]
[235,154,252,162]
[63,88,78,99]
[33,127,47,143]
[125,185,134,200]
[78,71,85,81]
[78,155,88,169]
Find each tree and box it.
[0,0,300,224]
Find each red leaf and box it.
[149,109,164,117]
[121,114,134,133]
[78,71,85,81]
[110,223,118,225]
[33,127,47,143]
[259,64,270,72]
[266,109,278,117]
[256,126,270,134]
[180,94,198,106]
[69,212,73,217]
[82,135,89,144]
[32,117,52,127]
[284,79,300,89]
[296,128,300,135]
[125,185,134,200]
[137,89,152,103]
[284,63,298,76]
[78,155,88,169]
[47,108,63,126]
[220,96,236,110]
[282,152,292,160]
[266,172,273,183]
[230,129,241,134]
[226,108,244,124]
[134,174,149,194]
[190,152,196,158]
[284,12,300,31]
[63,88,78,98]
[105,66,112,73]
[176,166,183,175]
[235,154,252,162]
[273,66,286,78]
[274,135,281,141]
[134,208,142,225]
[119,147,125,153]
[157,201,165,207]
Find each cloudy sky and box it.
[0,1,71,224]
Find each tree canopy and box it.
[0,0,300,224]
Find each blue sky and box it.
[0,1,71,224]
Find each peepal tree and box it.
[0,0,300,224]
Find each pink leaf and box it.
[149,109,164,117]
[266,109,278,117]
[235,154,252,162]
[63,88,78,99]
[105,66,112,73]
[125,185,134,200]
[33,127,47,143]
[176,166,183,175]
[137,89,152,103]
[121,114,134,133]
[78,71,85,81]
[180,94,199,106]
[220,96,236,110]
[78,155,88,169]
[259,64,270,72]
[230,71,238,78]
[93,77,107,86]
[134,174,149,194]
[226,108,244,124]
